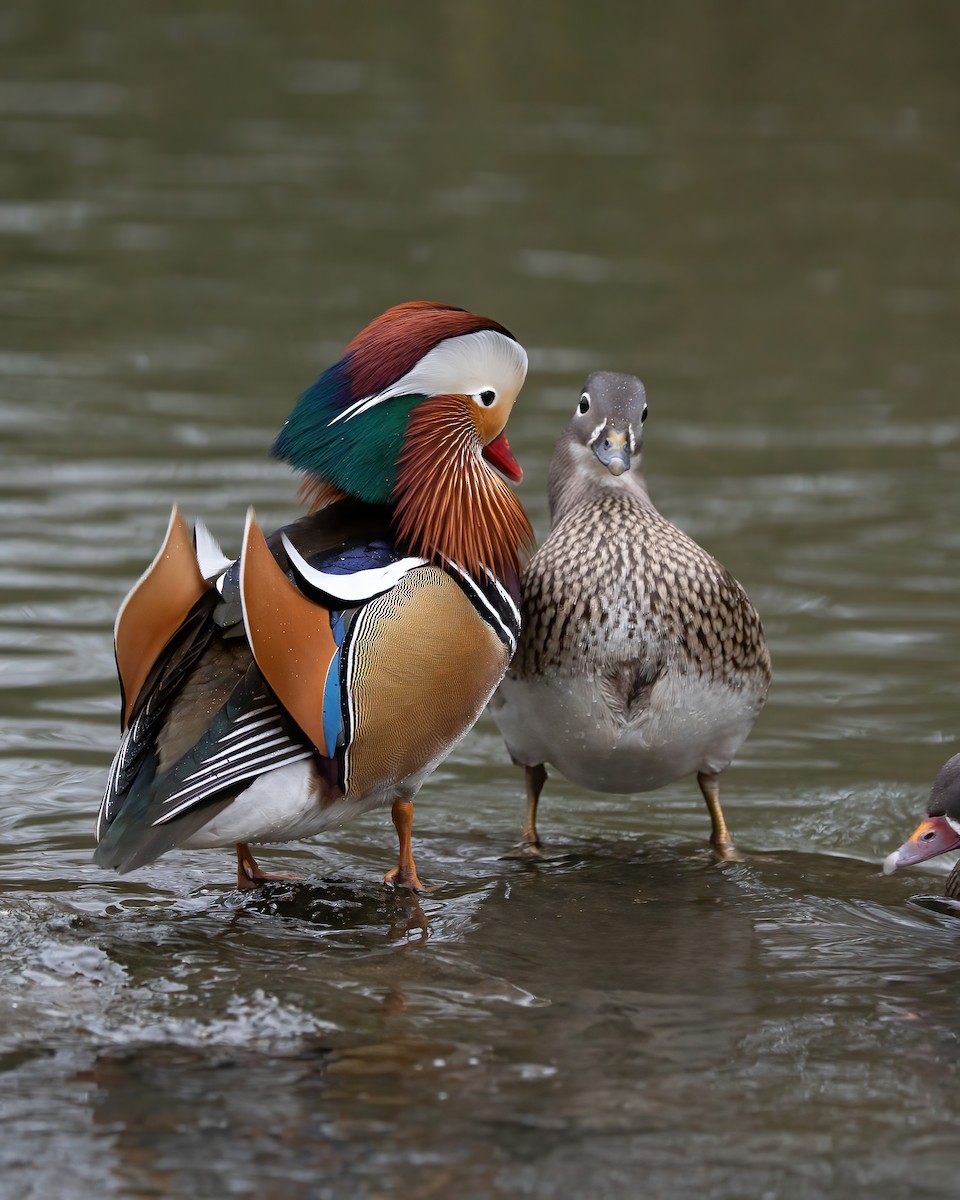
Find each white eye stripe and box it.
[587,419,607,447]
[331,330,527,425]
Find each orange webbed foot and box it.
[235,842,304,890]
[383,862,428,893]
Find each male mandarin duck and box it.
[883,754,960,896]
[490,371,771,858]
[95,301,532,891]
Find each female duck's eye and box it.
[578,393,590,414]
[479,389,496,407]
[641,404,648,423]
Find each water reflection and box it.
[5,849,960,1195]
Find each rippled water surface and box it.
[3,4,960,1197]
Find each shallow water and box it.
[2,3,960,1197]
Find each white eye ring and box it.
[641,404,648,424]
[477,389,496,407]
[578,392,590,415]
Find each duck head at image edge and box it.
[884,754,960,896]
[95,301,533,892]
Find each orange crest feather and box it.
[298,475,348,512]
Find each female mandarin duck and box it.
[884,754,960,896]
[490,371,771,858]
[95,301,532,891]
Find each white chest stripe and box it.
[444,559,519,654]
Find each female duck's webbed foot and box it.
[235,842,304,890]
[383,797,427,892]
[504,763,546,858]
[698,771,743,862]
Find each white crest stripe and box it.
[327,329,527,426]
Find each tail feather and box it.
[94,753,234,873]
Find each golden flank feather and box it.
[392,395,533,581]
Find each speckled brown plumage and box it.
[515,489,770,692]
[490,369,771,857]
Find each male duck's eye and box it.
[479,389,496,407]
[578,393,590,414]
[641,404,648,423]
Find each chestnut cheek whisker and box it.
[393,396,532,579]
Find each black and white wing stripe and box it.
[98,666,316,839]
[147,672,315,827]
[98,594,218,839]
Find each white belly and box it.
[492,669,762,794]
[181,760,386,849]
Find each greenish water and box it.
[2,3,960,1197]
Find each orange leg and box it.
[697,772,740,860]
[235,842,303,890]
[383,797,426,892]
